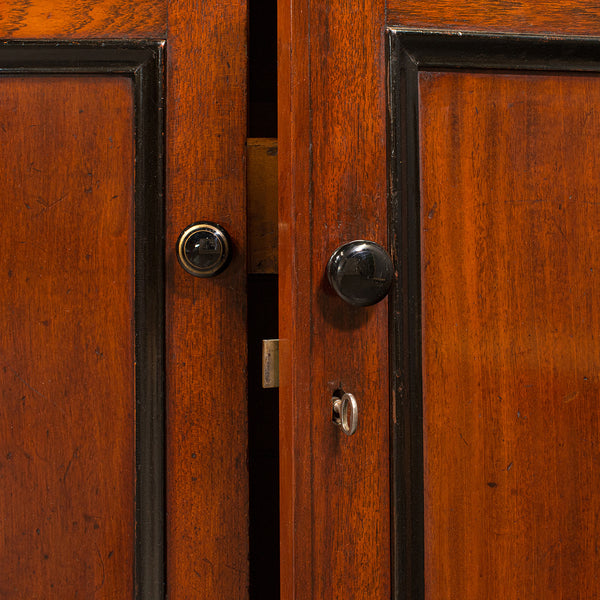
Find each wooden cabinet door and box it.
[0,3,248,599]
[279,3,600,600]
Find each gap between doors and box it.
[247,0,279,597]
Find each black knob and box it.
[327,240,393,306]
[177,222,232,277]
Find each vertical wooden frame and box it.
[278,0,390,598]
[166,1,249,598]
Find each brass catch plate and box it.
[262,339,279,388]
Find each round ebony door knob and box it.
[177,221,232,277]
[327,240,393,306]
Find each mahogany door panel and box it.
[0,74,137,598]
[0,45,163,598]
[390,32,600,599]
[420,69,600,600]
[1,1,249,598]
[279,2,600,600]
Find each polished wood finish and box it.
[278,0,390,597]
[1,1,249,597]
[247,138,278,274]
[388,31,600,600]
[0,76,135,598]
[419,70,600,598]
[166,0,249,597]
[0,0,165,38]
[388,0,600,34]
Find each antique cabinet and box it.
[2,1,600,598]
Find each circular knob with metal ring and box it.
[176,221,232,277]
[326,240,394,306]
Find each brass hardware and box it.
[331,392,358,436]
[247,138,278,274]
[262,339,279,388]
[176,221,232,277]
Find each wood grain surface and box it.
[166,0,249,598]
[0,76,135,598]
[0,0,166,38]
[278,0,390,597]
[389,0,600,35]
[419,71,600,599]
[247,138,278,274]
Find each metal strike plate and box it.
[262,339,279,388]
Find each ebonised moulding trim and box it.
[0,41,166,600]
[387,29,600,600]
[0,40,163,73]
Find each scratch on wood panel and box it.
[35,194,68,213]
[563,391,579,403]
[225,563,246,575]
[62,447,80,483]
[94,543,105,591]
[3,364,48,400]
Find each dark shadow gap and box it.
[248,0,277,137]
[248,274,279,600]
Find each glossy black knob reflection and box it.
[327,240,393,306]
[177,222,232,277]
